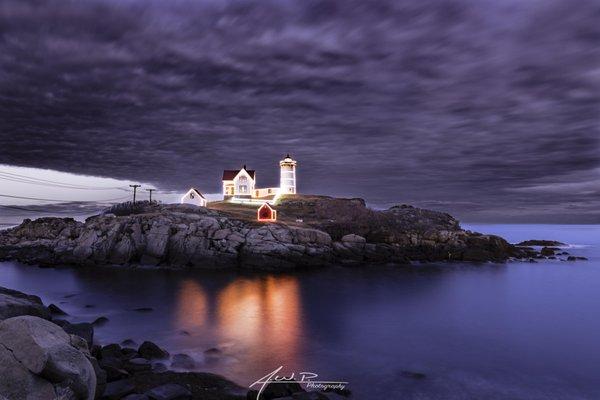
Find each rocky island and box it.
[0,195,537,269]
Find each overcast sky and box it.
[0,0,598,222]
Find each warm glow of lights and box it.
[174,280,209,331]
[215,276,303,359]
[257,203,277,221]
[222,155,297,201]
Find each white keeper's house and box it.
[222,154,297,203]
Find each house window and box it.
[238,176,248,193]
[190,193,195,199]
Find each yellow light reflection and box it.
[217,276,303,361]
[174,279,209,331]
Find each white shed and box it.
[180,188,207,207]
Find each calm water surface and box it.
[0,224,599,400]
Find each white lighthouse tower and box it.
[279,154,297,195]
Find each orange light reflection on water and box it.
[174,280,209,332]
[173,275,305,371]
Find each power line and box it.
[0,193,132,203]
[0,173,130,191]
[0,174,130,192]
[0,204,93,214]
[0,171,129,190]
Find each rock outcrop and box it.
[0,197,532,269]
[0,315,97,399]
[0,286,51,321]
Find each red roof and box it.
[222,169,255,180]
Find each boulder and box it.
[90,357,107,399]
[103,365,130,382]
[122,339,138,347]
[121,347,139,359]
[100,343,123,360]
[48,303,68,316]
[170,354,196,370]
[540,247,558,256]
[341,234,366,244]
[0,286,51,321]
[0,341,56,399]
[203,347,222,357]
[92,316,109,327]
[56,320,94,347]
[124,358,152,373]
[152,362,168,373]
[0,316,96,399]
[102,379,135,400]
[138,341,169,360]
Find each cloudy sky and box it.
[0,0,599,222]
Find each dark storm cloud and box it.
[0,0,599,222]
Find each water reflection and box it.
[173,275,304,370]
[174,280,209,332]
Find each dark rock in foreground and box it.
[48,303,68,315]
[0,286,254,400]
[0,196,532,269]
[0,315,97,399]
[171,353,197,370]
[131,371,245,400]
[0,286,51,321]
[138,341,169,360]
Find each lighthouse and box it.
[279,154,297,195]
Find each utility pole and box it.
[146,188,156,203]
[129,184,141,205]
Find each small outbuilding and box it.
[257,202,277,222]
[181,188,207,207]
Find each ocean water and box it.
[0,224,599,399]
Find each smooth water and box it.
[1,224,599,399]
